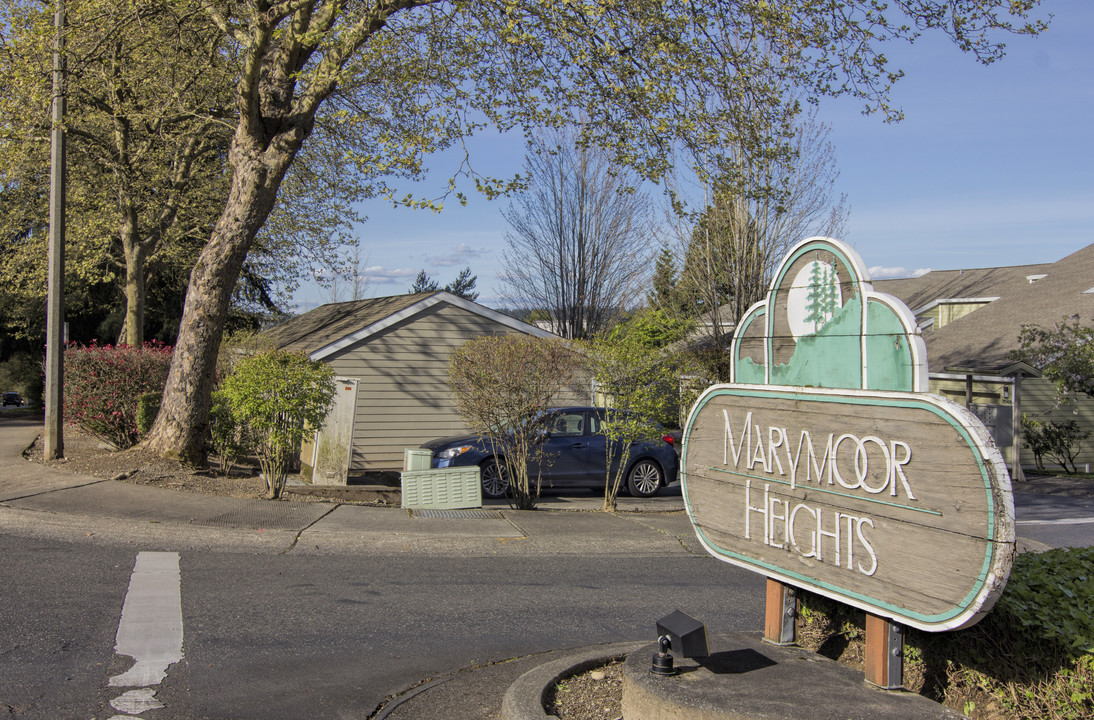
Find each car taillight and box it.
[662,434,674,446]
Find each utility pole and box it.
[44,0,66,460]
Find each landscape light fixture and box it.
[650,610,709,676]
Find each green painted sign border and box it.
[682,384,1010,629]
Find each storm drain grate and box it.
[411,508,504,520]
[197,505,328,530]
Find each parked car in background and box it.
[2,392,23,407]
[421,406,680,499]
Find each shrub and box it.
[448,335,581,510]
[218,350,335,499]
[136,393,161,436]
[1024,417,1090,475]
[208,389,247,476]
[797,546,1094,720]
[579,334,679,511]
[1022,414,1053,471]
[63,342,173,449]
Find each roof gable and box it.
[265,291,556,359]
[888,244,1094,373]
[872,262,1051,313]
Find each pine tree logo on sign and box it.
[788,256,842,338]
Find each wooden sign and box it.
[682,237,1014,632]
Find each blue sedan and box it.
[420,406,680,499]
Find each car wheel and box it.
[626,459,663,498]
[480,458,511,499]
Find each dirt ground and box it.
[20,425,378,503]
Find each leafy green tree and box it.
[0,0,233,346]
[448,334,580,510]
[0,0,357,347]
[609,308,693,351]
[218,351,335,499]
[143,0,1047,464]
[581,334,680,511]
[1013,316,1094,405]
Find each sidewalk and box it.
[0,418,701,558]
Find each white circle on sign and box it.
[786,260,842,340]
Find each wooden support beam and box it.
[865,613,904,689]
[763,578,796,645]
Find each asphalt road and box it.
[3,414,1092,720]
[0,533,765,720]
[1013,491,1094,549]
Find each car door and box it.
[585,409,650,482]
[583,409,611,484]
[530,409,590,486]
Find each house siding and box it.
[321,304,508,472]
[917,300,992,331]
[319,303,587,473]
[929,376,1094,473]
[1018,378,1094,472]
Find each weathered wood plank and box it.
[683,384,1014,631]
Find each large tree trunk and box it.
[144,132,296,464]
[122,241,147,347]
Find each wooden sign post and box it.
[681,237,1015,689]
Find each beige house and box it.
[873,243,1094,475]
[264,291,585,478]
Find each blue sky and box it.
[292,1,1093,310]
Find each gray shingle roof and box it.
[263,291,555,358]
[873,262,1051,313]
[263,293,443,355]
[875,244,1094,373]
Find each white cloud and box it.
[360,266,418,286]
[429,242,485,268]
[869,266,932,279]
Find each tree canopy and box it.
[1013,315,1094,405]
[0,0,359,348]
[86,0,1046,464]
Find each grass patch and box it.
[1024,469,1094,481]
[0,407,43,420]
[797,546,1094,720]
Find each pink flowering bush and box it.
[63,341,174,449]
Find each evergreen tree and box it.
[410,270,440,294]
[804,259,827,333]
[647,247,682,311]
[821,262,839,319]
[444,267,479,301]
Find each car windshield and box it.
[488,410,554,434]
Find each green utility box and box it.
[403,448,433,472]
[400,467,482,509]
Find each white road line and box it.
[108,551,184,688]
[1016,517,1094,526]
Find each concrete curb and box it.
[499,641,646,720]
[621,633,966,720]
